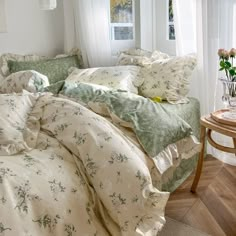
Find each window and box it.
[168,0,175,40]
[110,0,135,54]
[110,0,134,40]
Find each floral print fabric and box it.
[8,55,80,84]
[0,94,170,235]
[60,82,201,192]
[0,92,40,155]
[0,49,84,78]
[139,54,197,104]
[0,70,49,93]
[60,83,195,158]
[66,66,143,94]
[116,49,169,67]
[0,53,47,77]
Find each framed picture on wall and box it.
[0,0,7,32]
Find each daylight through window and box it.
[168,0,175,40]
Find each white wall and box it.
[0,0,64,56]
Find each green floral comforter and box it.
[0,94,171,236]
[60,83,200,174]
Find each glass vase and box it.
[220,78,236,118]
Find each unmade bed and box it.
[0,50,200,235]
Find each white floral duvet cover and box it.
[0,94,170,236]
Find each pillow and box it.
[65,66,143,94]
[0,53,46,77]
[139,54,197,104]
[0,48,84,78]
[116,49,169,67]
[8,55,80,84]
[0,70,49,93]
[117,48,151,66]
[0,92,40,155]
[116,53,151,67]
[151,50,170,61]
[120,48,152,57]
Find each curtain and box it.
[63,0,112,68]
[173,0,236,165]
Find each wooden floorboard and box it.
[165,155,236,236]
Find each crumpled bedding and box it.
[60,82,201,174]
[0,94,172,236]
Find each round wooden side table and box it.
[191,115,236,193]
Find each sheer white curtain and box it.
[63,0,112,68]
[173,0,236,165]
[173,0,219,115]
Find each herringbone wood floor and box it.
[165,155,236,236]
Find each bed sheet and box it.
[160,97,200,192]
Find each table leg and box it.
[233,138,236,156]
[191,125,206,193]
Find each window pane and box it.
[110,0,133,23]
[168,0,175,40]
[169,0,174,22]
[169,25,175,40]
[114,26,133,40]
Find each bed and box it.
[0,51,200,235]
[160,97,200,191]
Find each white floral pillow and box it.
[66,66,143,94]
[117,48,151,67]
[0,70,49,93]
[139,54,197,104]
[120,48,152,57]
[116,49,170,67]
[151,50,170,61]
[0,92,40,155]
[116,53,151,67]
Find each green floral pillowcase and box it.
[8,55,80,84]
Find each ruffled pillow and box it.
[8,56,80,84]
[139,54,197,104]
[65,66,144,94]
[0,48,84,78]
[0,53,46,77]
[116,48,170,67]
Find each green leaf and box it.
[220,61,225,67]
[225,61,232,67]
[229,69,236,76]
[219,68,224,71]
